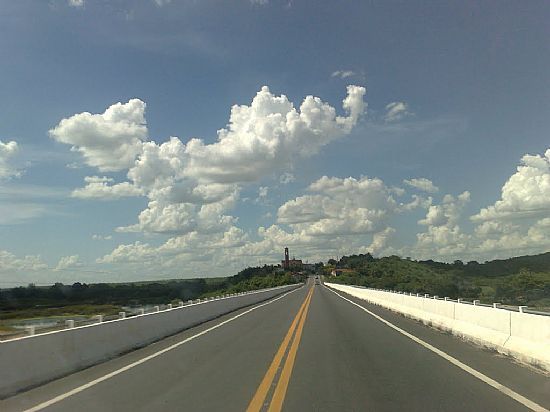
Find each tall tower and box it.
[284,247,290,270]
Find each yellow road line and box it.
[267,287,313,412]
[247,287,314,412]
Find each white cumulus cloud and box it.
[183,85,366,184]
[49,99,147,172]
[56,255,82,270]
[0,250,47,273]
[279,172,295,184]
[63,86,366,235]
[384,101,411,122]
[68,0,84,7]
[403,177,439,193]
[0,140,20,179]
[71,176,144,200]
[278,175,398,236]
[418,192,470,227]
[471,148,550,221]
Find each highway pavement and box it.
[2,278,549,411]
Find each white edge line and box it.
[324,285,549,412]
[23,286,302,412]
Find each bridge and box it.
[1,279,549,411]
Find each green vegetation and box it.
[0,265,301,321]
[326,252,550,310]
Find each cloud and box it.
[183,85,366,184]
[66,162,81,169]
[403,191,471,259]
[68,0,84,7]
[279,172,295,184]
[399,194,433,212]
[384,101,412,122]
[0,250,47,273]
[0,140,20,179]
[250,0,269,5]
[367,227,396,255]
[55,255,82,271]
[49,99,147,172]
[71,176,144,200]
[95,145,550,273]
[331,70,355,79]
[61,85,366,235]
[403,177,439,193]
[257,186,269,199]
[112,174,421,269]
[92,234,113,240]
[473,217,550,258]
[72,86,379,272]
[99,227,249,265]
[153,0,172,6]
[277,175,399,236]
[418,191,470,227]
[98,241,155,264]
[471,148,550,221]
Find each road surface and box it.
[2,279,549,411]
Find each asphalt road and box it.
[2,279,549,411]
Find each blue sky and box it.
[0,0,549,285]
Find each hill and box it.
[327,252,550,309]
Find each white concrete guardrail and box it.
[325,283,550,372]
[0,283,301,398]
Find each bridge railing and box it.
[325,282,550,373]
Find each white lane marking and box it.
[23,287,303,412]
[325,286,549,412]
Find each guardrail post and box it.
[178,301,184,307]
[457,298,462,303]
[138,308,145,315]
[66,320,75,328]
[424,294,430,298]
[118,312,126,319]
[167,304,172,309]
[188,299,193,304]
[444,297,449,301]
[473,300,480,306]
[416,293,420,297]
[26,325,35,336]
[433,295,439,300]
[154,306,160,312]
[96,315,103,323]
[518,306,527,313]
[493,303,501,308]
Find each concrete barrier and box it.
[0,283,301,398]
[325,283,550,372]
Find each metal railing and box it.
[0,295,232,342]
[0,288,296,342]
[350,285,550,316]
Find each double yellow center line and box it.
[247,286,314,412]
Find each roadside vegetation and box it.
[0,265,302,327]
[325,252,550,310]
